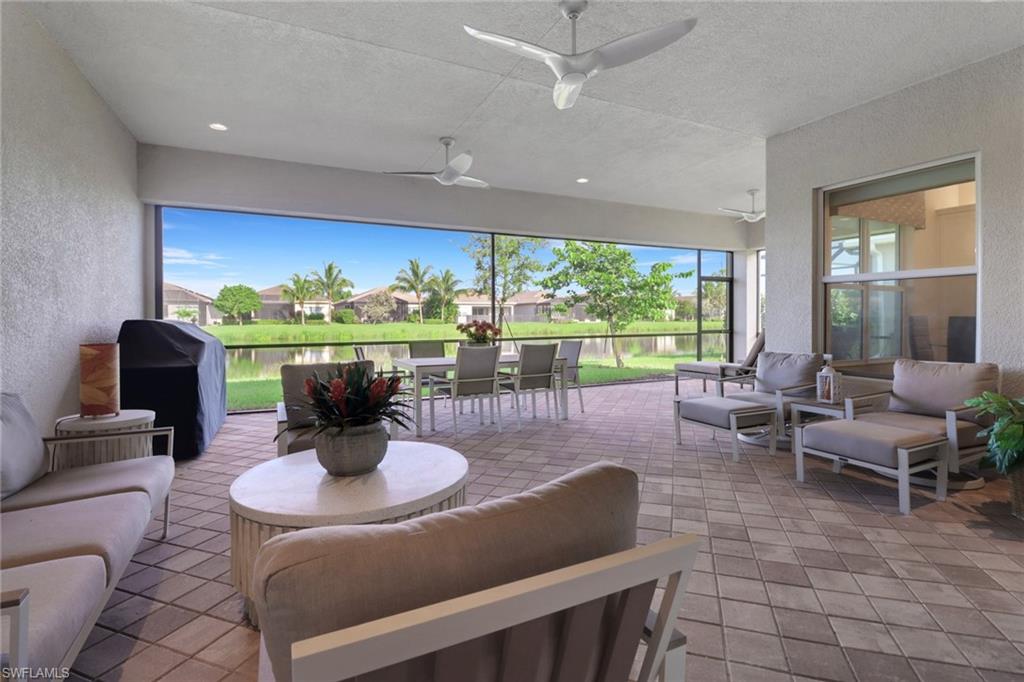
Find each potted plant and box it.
[965,391,1024,517]
[456,320,501,345]
[283,363,411,476]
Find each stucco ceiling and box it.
[31,1,1024,214]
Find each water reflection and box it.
[225,335,725,381]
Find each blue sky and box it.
[162,208,704,298]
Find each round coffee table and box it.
[229,441,468,625]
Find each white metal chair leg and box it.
[496,394,503,433]
[545,391,551,418]
[576,382,585,413]
[794,428,805,482]
[729,416,741,463]
[451,397,459,437]
[478,396,485,425]
[429,388,436,432]
[514,391,522,430]
[936,445,949,502]
[531,391,538,418]
[673,402,682,445]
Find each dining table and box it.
[392,353,569,436]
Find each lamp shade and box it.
[80,343,120,417]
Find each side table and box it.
[53,410,157,470]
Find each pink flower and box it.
[329,378,346,402]
[304,377,316,398]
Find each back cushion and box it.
[1,393,49,499]
[890,359,1000,422]
[280,361,374,428]
[755,352,823,393]
[253,462,639,682]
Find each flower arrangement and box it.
[456,320,501,344]
[297,362,411,435]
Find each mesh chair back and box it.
[409,341,445,359]
[353,346,367,361]
[558,339,583,382]
[454,345,501,397]
[517,343,558,390]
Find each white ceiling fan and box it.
[719,189,766,223]
[383,137,489,188]
[465,0,697,110]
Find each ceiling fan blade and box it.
[383,171,437,177]
[745,212,767,223]
[717,207,747,217]
[454,175,489,189]
[553,73,587,109]
[590,18,697,73]
[464,25,562,65]
[437,152,473,184]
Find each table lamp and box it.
[80,343,120,417]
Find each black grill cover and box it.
[117,320,226,458]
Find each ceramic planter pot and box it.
[314,422,388,476]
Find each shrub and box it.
[333,309,358,324]
[306,312,326,321]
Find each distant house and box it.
[454,290,591,324]
[162,282,221,325]
[257,285,332,320]
[340,287,420,322]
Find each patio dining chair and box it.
[557,339,585,413]
[276,360,374,456]
[501,343,559,424]
[428,345,506,436]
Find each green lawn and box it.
[206,320,717,346]
[226,356,689,411]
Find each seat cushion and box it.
[1,393,49,500]
[675,361,722,377]
[2,456,174,512]
[0,492,150,583]
[755,352,822,393]
[889,359,1000,423]
[678,397,775,429]
[857,412,987,449]
[252,462,639,682]
[0,556,107,668]
[802,420,943,469]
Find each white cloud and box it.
[164,247,227,267]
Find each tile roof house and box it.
[161,282,221,325]
[257,285,332,321]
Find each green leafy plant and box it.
[964,392,1024,474]
[213,284,262,324]
[278,363,411,438]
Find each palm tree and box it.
[393,258,433,324]
[427,269,465,323]
[312,261,354,318]
[281,273,317,325]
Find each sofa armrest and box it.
[276,401,288,425]
[42,427,174,472]
[1,588,30,669]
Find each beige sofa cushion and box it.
[2,456,174,512]
[1,492,150,583]
[755,352,823,393]
[858,412,987,449]
[1,556,106,668]
[678,397,774,429]
[889,359,999,423]
[253,462,639,682]
[280,361,374,428]
[1,393,49,500]
[802,420,943,469]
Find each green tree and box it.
[537,241,683,368]
[393,258,433,324]
[427,269,466,323]
[281,273,318,325]
[213,285,262,325]
[700,281,729,329]
[462,235,546,325]
[173,307,198,324]
[312,261,354,313]
[675,298,697,322]
[363,290,397,324]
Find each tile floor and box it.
[72,379,1024,681]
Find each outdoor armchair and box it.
[276,360,374,456]
[676,330,764,394]
[715,351,823,440]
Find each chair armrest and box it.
[776,382,817,395]
[716,375,755,385]
[276,402,288,424]
[720,363,756,378]
[43,427,174,471]
[842,390,892,419]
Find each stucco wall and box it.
[1,4,144,428]
[765,47,1024,394]
[138,145,752,251]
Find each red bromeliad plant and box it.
[456,320,501,344]
[296,362,411,435]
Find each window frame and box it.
[816,154,980,366]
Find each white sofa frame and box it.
[673,399,777,462]
[259,533,700,682]
[793,423,948,515]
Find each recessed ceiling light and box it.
[576,177,589,184]
[208,123,228,131]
